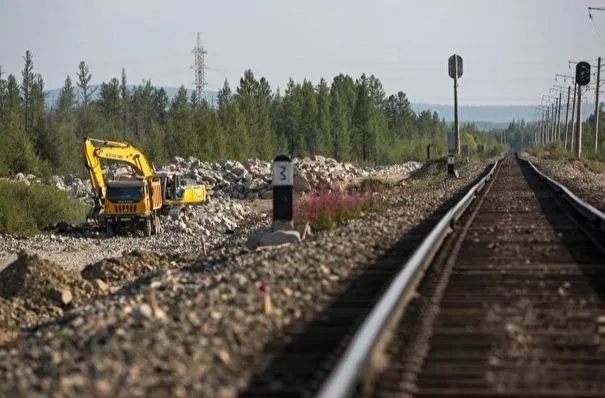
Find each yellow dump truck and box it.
[82,138,207,236]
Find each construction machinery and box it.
[82,137,207,236]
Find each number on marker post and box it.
[272,161,293,186]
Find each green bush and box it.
[0,181,89,235]
[529,141,568,160]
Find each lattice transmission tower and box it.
[192,32,208,106]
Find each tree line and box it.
[0,50,503,177]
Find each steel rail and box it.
[525,157,605,230]
[315,159,500,398]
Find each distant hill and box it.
[43,86,593,126]
[411,103,594,125]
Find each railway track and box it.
[241,153,605,397]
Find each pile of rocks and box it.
[8,156,422,202]
[366,162,423,177]
[161,155,422,199]
[161,199,258,238]
[0,197,267,272]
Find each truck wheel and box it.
[144,219,152,237]
[151,216,162,235]
[105,223,114,237]
[151,216,158,235]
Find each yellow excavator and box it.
[82,137,207,236]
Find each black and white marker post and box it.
[271,154,294,231]
[447,131,459,178]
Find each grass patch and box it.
[294,185,389,231]
[0,181,89,236]
[528,141,569,160]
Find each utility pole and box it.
[595,56,601,153]
[576,84,583,157]
[544,107,550,145]
[551,102,556,142]
[540,109,548,145]
[539,111,544,145]
[556,91,562,141]
[564,85,571,150]
[571,83,577,151]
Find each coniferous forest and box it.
[0,50,504,177]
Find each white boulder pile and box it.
[7,156,423,203]
[160,155,421,199]
[163,157,273,200]
[160,199,257,239]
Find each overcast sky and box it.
[1,0,605,105]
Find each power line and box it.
[588,7,605,48]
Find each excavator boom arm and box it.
[82,137,157,201]
[93,146,155,177]
[82,138,106,201]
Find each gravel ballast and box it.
[0,199,266,272]
[521,153,605,211]
[0,157,496,398]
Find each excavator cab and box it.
[162,174,181,200]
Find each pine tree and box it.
[0,66,7,118]
[300,80,319,156]
[99,78,120,121]
[316,78,331,156]
[76,61,95,107]
[352,82,373,162]
[254,77,275,159]
[282,79,304,157]
[57,75,75,122]
[120,68,129,135]
[21,50,34,138]
[6,74,20,110]
[165,86,196,157]
[30,73,47,157]
[329,88,350,161]
[217,78,232,109]
[153,88,169,127]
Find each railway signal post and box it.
[575,61,591,158]
[448,54,463,154]
[271,154,294,231]
[448,54,463,177]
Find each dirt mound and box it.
[81,250,176,284]
[0,250,95,311]
[0,297,38,331]
[409,158,447,180]
[346,177,393,194]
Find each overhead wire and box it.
[589,8,605,49]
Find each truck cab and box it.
[102,178,162,236]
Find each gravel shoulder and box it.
[521,152,605,211]
[0,157,496,398]
[0,199,266,272]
